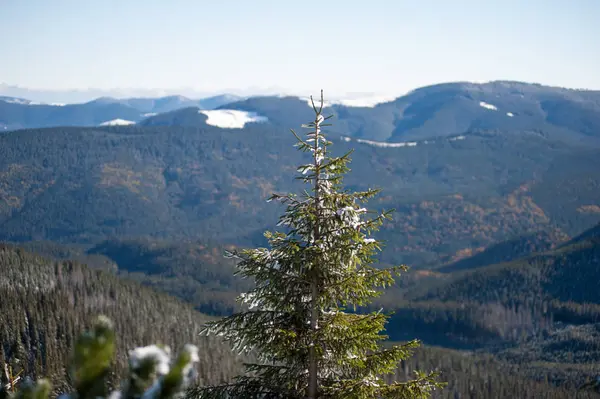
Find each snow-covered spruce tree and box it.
[192,92,443,399]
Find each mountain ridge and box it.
[0,94,243,131]
[141,81,600,144]
[4,81,600,142]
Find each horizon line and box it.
[1,79,599,104]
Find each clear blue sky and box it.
[1,0,599,97]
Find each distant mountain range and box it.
[86,93,243,114]
[0,93,244,131]
[184,80,600,143]
[2,81,600,147]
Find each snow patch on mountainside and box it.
[356,138,418,148]
[1,98,30,105]
[506,112,514,117]
[143,112,158,117]
[334,95,397,107]
[99,119,136,126]
[341,134,468,148]
[199,109,268,128]
[0,97,65,106]
[479,101,498,111]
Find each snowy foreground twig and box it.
[1,316,199,399]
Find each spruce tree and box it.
[193,91,443,398]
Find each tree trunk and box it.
[308,275,318,398]
[308,98,324,399]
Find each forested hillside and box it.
[1,123,598,267]
[0,244,242,394]
[2,238,597,397]
[379,223,600,390]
